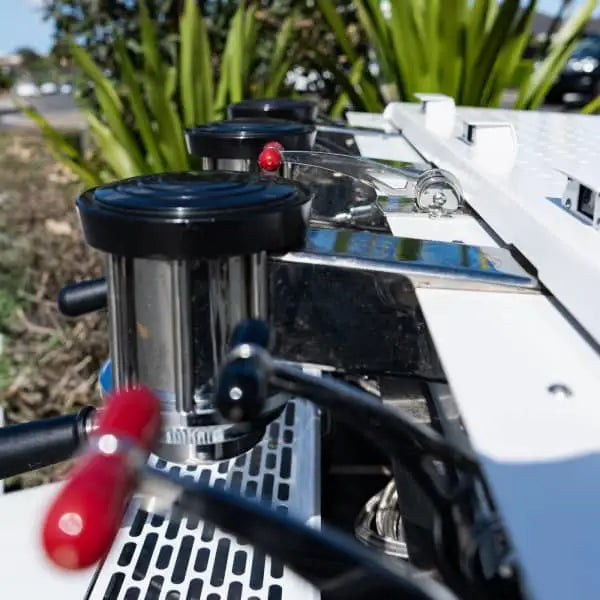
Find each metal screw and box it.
[547,383,573,399]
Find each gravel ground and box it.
[0,130,107,490]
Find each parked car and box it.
[40,81,58,95]
[547,35,600,104]
[13,81,40,97]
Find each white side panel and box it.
[346,111,425,163]
[417,288,600,600]
[387,103,600,346]
[0,482,95,598]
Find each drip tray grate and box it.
[87,400,320,600]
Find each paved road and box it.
[0,93,85,130]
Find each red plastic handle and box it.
[42,387,161,569]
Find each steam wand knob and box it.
[215,319,272,423]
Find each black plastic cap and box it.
[77,171,313,260]
[227,98,319,124]
[185,118,316,159]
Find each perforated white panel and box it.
[386,103,600,347]
[88,400,320,600]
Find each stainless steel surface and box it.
[283,228,538,293]
[282,150,429,196]
[112,251,271,465]
[134,259,176,398]
[208,254,267,378]
[171,260,193,413]
[200,157,251,172]
[107,254,135,389]
[87,399,321,600]
[317,125,402,138]
[414,169,463,216]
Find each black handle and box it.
[58,278,107,317]
[216,319,272,422]
[0,406,95,479]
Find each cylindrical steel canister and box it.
[78,171,313,463]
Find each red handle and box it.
[42,386,161,570]
[258,141,283,172]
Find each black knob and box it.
[58,278,107,317]
[77,172,313,260]
[216,320,272,423]
[185,118,316,159]
[227,98,319,124]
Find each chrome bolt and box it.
[547,383,573,399]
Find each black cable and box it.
[148,467,459,600]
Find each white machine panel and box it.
[386,103,600,347]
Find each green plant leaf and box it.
[114,36,165,172]
[516,0,599,109]
[18,104,102,186]
[315,0,358,61]
[582,95,600,114]
[179,0,200,127]
[330,58,366,118]
[227,5,245,103]
[138,0,162,77]
[69,40,147,172]
[466,0,520,105]
[86,112,142,179]
[483,0,536,107]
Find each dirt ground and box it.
[0,130,107,489]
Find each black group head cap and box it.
[185,118,316,159]
[227,98,319,124]
[77,171,313,259]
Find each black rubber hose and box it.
[0,405,95,479]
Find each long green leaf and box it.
[330,59,366,118]
[483,0,536,107]
[461,0,494,102]
[195,4,214,123]
[86,112,142,179]
[227,5,245,103]
[315,0,358,61]
[438,0,466,99]
[266,10,297,86]
[466,0,520,105]
[582,95,600,114]
[179,0,200,127]
[19,104,102,186]
[516,0,598,109]
[114,36,164,171]
[138,0,162,77]
[359,0,399,92]
[69,40,147,173]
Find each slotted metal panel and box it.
[88,399,320,600]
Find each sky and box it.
[0,0,598,57]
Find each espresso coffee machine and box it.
[0,101,541,600]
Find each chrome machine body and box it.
[2,96,600,600]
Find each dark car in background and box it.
[547,35,600,104]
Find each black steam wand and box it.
[215,320,495,599]
[141,467,458,600]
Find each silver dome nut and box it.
[415,168,463,216]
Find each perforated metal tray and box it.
[87,399,320,600]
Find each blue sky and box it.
[0,0,598,56]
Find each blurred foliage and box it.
[316,0,599,113]
[0,70,16,91]
[11,47,64,85]
[42,0,360,105]
[26,0,300,184]
[582,94,600,113]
